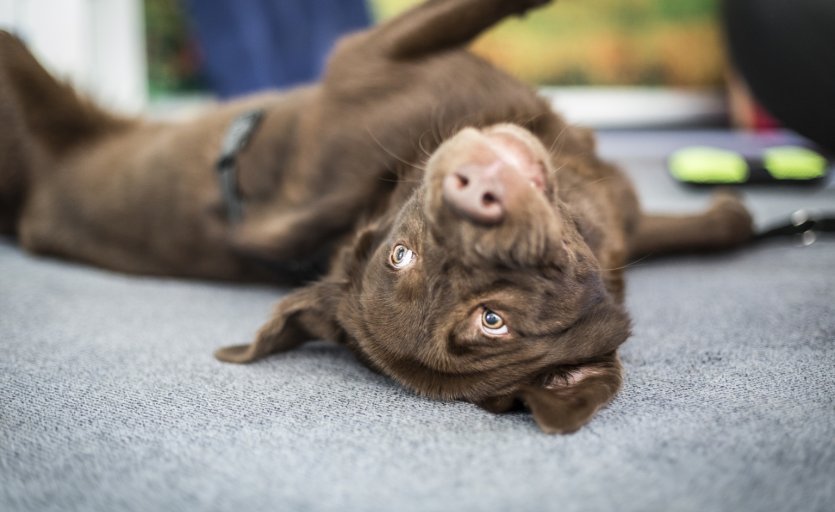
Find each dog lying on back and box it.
[0,0,753,433]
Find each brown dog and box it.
[0,0,752,433]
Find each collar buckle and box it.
[215,109,265,223]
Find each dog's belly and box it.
[18,92,310,280]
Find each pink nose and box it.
[442,162,507,225]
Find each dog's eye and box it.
[389,244,415,269]
[481,308,508,336]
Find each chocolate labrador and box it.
[0,0,752,433]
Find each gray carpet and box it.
[2,131,834,512]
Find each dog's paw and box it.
[707,190,754,247]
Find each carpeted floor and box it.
[1,131,834,512]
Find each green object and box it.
[763,146,827,180]
[669,145,829,185]
[669,147,749,184]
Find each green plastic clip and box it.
[669,145,829,185]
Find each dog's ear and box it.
[323,215,394,287]
[481,352,623,434]
[214,282,342,363]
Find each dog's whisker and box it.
[417,129,434,158]
[547,121,573,157]
[515,111,545,130]
[599,254,651,272]
[549,161,569,177]
[560,176,615,195]
[376,176,423,184]
[432,103,454,144]
[366,126,426,173]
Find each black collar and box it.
[213,109,329,282]
[215,109,265,223]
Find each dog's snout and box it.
[435,125,550,226]
[429,124,553,241]
[442,162,507,225]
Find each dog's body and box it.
[0,0,753,433]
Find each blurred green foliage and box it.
[143,0,723,93]
[144,0,206,96]
[369,0,724,87]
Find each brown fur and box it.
[0,0,753,434]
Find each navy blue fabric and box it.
[185,0,371,97]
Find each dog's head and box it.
[216,124,630,434]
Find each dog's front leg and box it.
[370,0,553,59]
[227,190,366,266]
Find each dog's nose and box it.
[442,162,509,225]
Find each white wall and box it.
[0,0,148,114]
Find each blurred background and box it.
[0,0,806,131]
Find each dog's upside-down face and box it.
[217,123,630,434]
